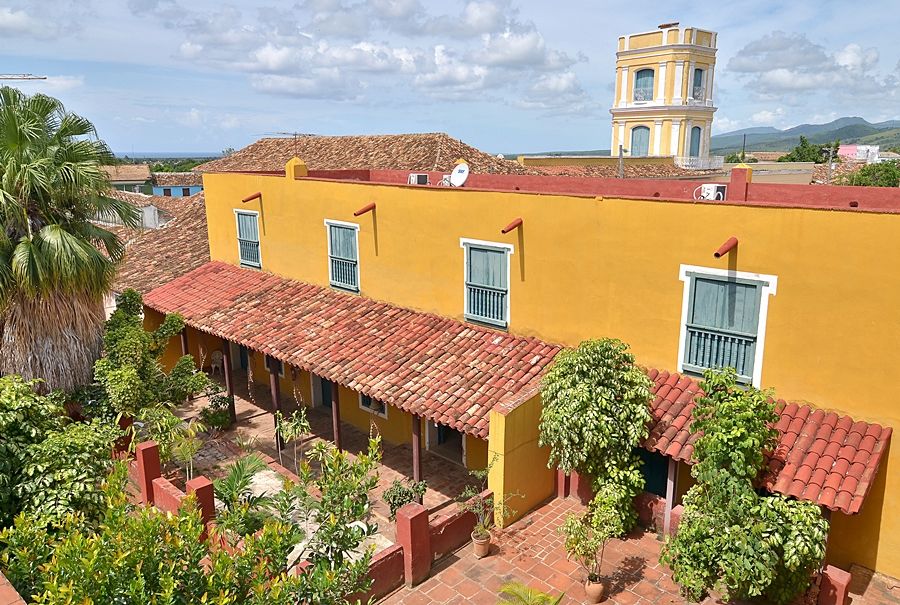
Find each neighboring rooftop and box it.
[193,133,528,175]
[143,260,561,439]
[529,164,722,179]
[112,192,210,294]
[103,164,151,182]
[644,368,892,515]
[152,171,204,187]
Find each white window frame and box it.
[459,238,513,328]
[234,209,261,269]
[358,392,388,419]
[324,219,360,292]
[677,264,778,387]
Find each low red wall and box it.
[357,544,405,601]
[429,508,477,562]
[0,570,25,605]
[152,477,185,513]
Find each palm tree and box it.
[0,87,138,391]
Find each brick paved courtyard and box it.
[381,497,697,605]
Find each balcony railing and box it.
[466,283,507,327]
[674,156,725,170]
[683,325,755,383]
[238,239,261,268]
[692,86,705,100]
[330,257,359,291]
[632,88,653,102]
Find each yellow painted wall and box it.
[487,395,556,527]
[336,384,416,446]
[203,169,900,575]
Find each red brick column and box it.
[818,565,851,605]
[556,469,570,499]
[396,502,431,587]
[135,441,162,505]
[729,167,752,201]
[186,476,215,542]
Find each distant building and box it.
[610,23,720,169]
[102,164,152,193]
[839,144,880,164]
[151,172,204,197]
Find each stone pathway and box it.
[382,497,759,605]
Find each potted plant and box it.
[559,484,625,603]
[458,455,517,559]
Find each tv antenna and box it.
[259,131,316,157]
[0,74,47,80]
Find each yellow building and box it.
[141,136,899,580]
[610,23,718,167]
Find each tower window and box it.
[631,126,650,157]
[633,69,654,102]
[692,68,705,100]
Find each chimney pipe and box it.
[501,217,523,234]
[713,236,738,258]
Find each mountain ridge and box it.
[712,117,900,153]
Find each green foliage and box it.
[724,152,758,163]
[458,454,518,539]
[274,408,311,474]
[497,581,564,605]
[150,159,206,172]
[199,389,234,431]
[94,290,208,418]
[214,454,270,536]
[559,484,626,582]
[841,160,900,187]
[660,368,828,604]
[778,137,838,163]
[382,479,427,520]
[0,375,119,529]
[2,441,383,605]
[171,419,206,481]
[538,338,652,530]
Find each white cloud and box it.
[250,69,361,100]
[15,75,85,93]
[415,45,488,92]
[750,107,785,125]
[0,6,44,37]
[179,41,203,59]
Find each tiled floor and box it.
[175,370,479,537]
[381,497,704,605]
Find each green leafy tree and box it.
[94,289,208,419]
[274,408,311,473]
[383,479,427,520]
[559,483,626,583]
[458,454,518,539]
[660,368,829,604]
[724,152,757,163]
[842,160,900,187]
[0,87,140,392]
[497,581,563,605]
[539,338,652,530]
[778,137,839,163]
[0,375,120,528]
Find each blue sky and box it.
[2,0,899,154]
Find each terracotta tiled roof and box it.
[528,164,722,179]
[193,133,528,175]
[113,192,210,294]
[102,164,151,182]
[152,172,204,187]
[644,368,892,515]
[143,261,560,438]
[813,160,865,185]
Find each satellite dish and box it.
[449,162,470,187]
[497,153,505,159]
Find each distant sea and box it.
[114,152,222,159]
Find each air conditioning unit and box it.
[407,173,429,185]
[698,183,727,201]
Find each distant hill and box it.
[711,117,900,154]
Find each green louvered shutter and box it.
[684,276,761,383]
[236,212,260,267]
[328,224,358,291]
[466,246,508,326]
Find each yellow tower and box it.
[610,23,718,167]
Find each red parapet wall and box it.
[357,544,405,602]
[152,477,185,513]
[429,507,478,562]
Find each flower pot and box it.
[472,531,491,559]
[584,578,606,603]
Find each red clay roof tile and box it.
[644,369,892,515]
[144,261,561,439]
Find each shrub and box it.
[559,483,627,582]
[458,455,518,539]
[539,338,652,530]
[661,368,828,604]
[382,479,427,519]
[842,160,900,187]
[200,390,234,431]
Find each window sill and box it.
[464,314,509,331]
[239,262,261,270]
[360,405,388,419]
[330,283,360,294]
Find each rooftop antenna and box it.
[259,131,316,157]
[0,74,47,80]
